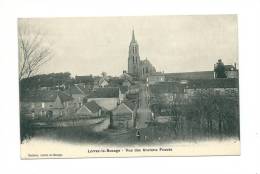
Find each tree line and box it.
[150,92,240,140]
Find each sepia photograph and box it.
[18,15,240,158]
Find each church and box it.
[128,30,156,80]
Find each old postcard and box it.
[19,15,240,159]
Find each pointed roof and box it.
[131,30,135,42]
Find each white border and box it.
[0,0,259,174]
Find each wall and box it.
[71,94,85,108]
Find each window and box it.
[133,56,135,63]
[41,102,45,108]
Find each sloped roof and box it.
[99,77,109,85]
[64,84,84,95]
[122,101,136,111]
[76,84,92,95]
[186,78,239,89]
[21,90,73,103]
[88,87,120,98]
[85,101,102,113]
[165,71,214,80]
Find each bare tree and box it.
[18,21,52,81]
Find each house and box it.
[224,64,239,79]
[64,84,89,109]
[112,101,137,129]
[93,76,101,88]
[98,77,109,88]
[185,78,239,97]
[76,101,102,117]
[148,72,165,85]
[20,90,74,119]
[87,87,122,110]
[149,82,186,106]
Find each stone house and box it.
[76,101,103,117]
[112,101,137,129]
[20,90,74,119]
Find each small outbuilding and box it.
[76,101,102,117]
[112,101,136,129]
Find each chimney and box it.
[234,62,237,70]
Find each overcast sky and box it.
[19,15,238,77]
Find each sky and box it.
[19,15,238,77]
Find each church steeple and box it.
[131,30,135,42]
[128,29,140,77]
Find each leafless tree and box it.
[18,21,52,81]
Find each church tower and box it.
[128,30,140,77]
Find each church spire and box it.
[131,29,135,42]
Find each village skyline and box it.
[19,15,238,77]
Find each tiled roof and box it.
[84,101,102,113]
[88,87,120,98]
[21,90,73,103]
[165,71,214,80]
[186,78,239,89]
